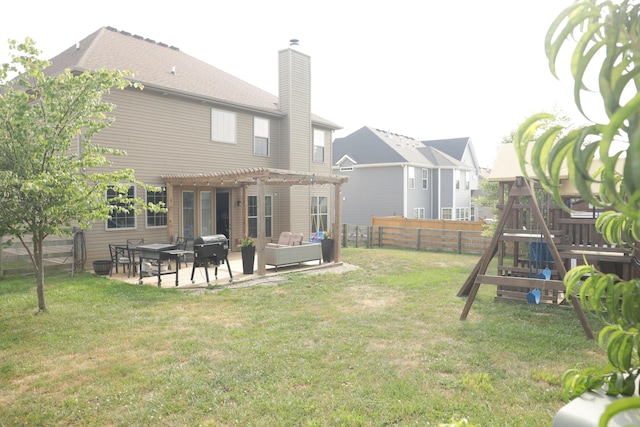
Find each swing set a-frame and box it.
[458,176,594,339]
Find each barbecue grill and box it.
[190,234,233,284]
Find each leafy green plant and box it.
[0,39,163,312]
[514,0,640,423]
[240,235,255,247]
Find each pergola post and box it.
[333,183,342,263]
[257,178,266,276]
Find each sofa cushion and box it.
[276,231,293,245]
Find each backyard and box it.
[0,247,605,426]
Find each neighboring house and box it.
[332,127,480,226]
[43,26,346,266]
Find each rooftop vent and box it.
[289,39,299,46]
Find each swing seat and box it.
[536,267,552,280]
[527,288,541,304]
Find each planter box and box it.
[93,260,112,276]
[553,389,640,426]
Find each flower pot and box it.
[321,238,335,263]
[241,246,256,274]
[93,260,112,276]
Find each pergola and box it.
[161,167,348,276]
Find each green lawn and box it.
[0,248,605,426]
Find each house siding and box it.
[337,166,404,226]
[41,28,341,265]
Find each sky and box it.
[1,0,587,168]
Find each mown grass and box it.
[0,248,605,426]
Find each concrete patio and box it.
[103,250,346,289]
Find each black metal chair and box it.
[126,238,144,276]
[109,244,132,277]
[175,236,189,267]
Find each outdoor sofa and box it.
[264,232,322,271]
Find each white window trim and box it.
[408,166,415,189]
[254,117,270,157]
[313,129,325,163]
[211,109,236,144]
[106,185,137,231]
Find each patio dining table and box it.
[136,243,191,287]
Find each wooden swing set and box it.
[458,175,595,339]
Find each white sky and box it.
[1,0,588,168]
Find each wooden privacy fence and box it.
[342,218,491,255]
[0,233,85,277]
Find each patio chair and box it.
[109,244,133,277]
[174,236,189,267]
[126,238,144,276]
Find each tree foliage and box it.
[513,1,640,423]
[0,38,161,312]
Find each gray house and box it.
[43,26,346,268]
[332,127,480,226]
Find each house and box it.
[43,26,347,273]
[332,127,480,225]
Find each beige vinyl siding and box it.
[93,89,284,179]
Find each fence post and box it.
[416,228,421,251]
[368,226,373,247]
[457,231,462,254]
[378,226,383,247]
[342,223,348,248]
[355,225,359,248]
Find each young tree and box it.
[0,39,160,312]
[514,1,640,422]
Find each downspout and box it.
[403,164,408,217]
[437,168,442,219]
[452,169,457,220]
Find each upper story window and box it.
[465,171,470,189]
[455,170,461,190]
[422,169,429,190]
[254,117,270,156]
[313,129,325,163]
[106,185,136,230]
[408,166,415,189]
[146,187,167,228]
[211,109,236,144]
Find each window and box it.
[441,208,452,220]
[313,129,325,163]
[247,195,272,238]
[422,169,429,190]
[455,170,460,190]
[254,117,269,156]
[465,171,470,189]
[470,206,476,221]
[413,207,425,219]
[408,166,415,189]
[311,196,328,233]
[211,109,236,143]
[146,187,167,227]
[182,191,195,240]
[107,185,136,230]
[456,207,470,221]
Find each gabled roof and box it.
[421,136,480,171]
[421,137,471,161]
[332,126,468,169]
[44,26,339,129]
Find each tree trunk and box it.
[34,235,46,312]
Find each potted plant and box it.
[240,236,255,275]
[514,1,640,423]
[320,231,334,263]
